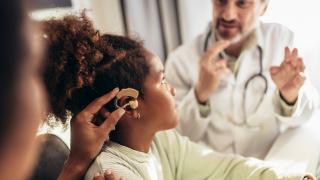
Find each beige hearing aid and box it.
[115,88,139,110]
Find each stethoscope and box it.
[204,29,268,128]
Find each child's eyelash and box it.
[161,77,167,84]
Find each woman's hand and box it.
[58,88,125,180]
[93,170,125,180]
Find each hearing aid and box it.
[115,88,139,110]
[91,88,139,126]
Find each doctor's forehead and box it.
[211,0,268,3]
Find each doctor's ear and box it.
[259,1,268,16]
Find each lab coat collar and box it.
[255,21,265,50]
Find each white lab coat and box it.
[165,22,319,159]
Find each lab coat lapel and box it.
[234,25,266,124]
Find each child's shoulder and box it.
[153,129,190,152]
[84,143,143,180]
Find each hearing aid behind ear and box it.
[91,88,139,126]
[115,88,139,110]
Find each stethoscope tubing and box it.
[203,29,268,128]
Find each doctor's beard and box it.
[213,19,259,45]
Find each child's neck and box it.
[113,126,156,153]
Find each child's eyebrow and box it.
[156,70,165,80]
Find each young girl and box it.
[42,15,314,180]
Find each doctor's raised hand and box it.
[270,47,305,104]
[195,40,230,104]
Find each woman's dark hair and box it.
[42,14,150,125]
[0,0,29,144]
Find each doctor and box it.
[165,0,318,159]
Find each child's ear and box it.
[117,97,140,119]
[117,97,139,110]
[122,109,140,120]
[117,96,129,108]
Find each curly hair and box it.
[42,14,150,125]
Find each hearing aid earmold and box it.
[115,88,139,110]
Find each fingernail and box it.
[119,108,125,116]
[222,40,230,45]
[94,172,100,177]
[106,169,112,175]
[114,87,119,92]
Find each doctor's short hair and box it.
[42,14,151,125]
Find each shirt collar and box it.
[255,21,265,50]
